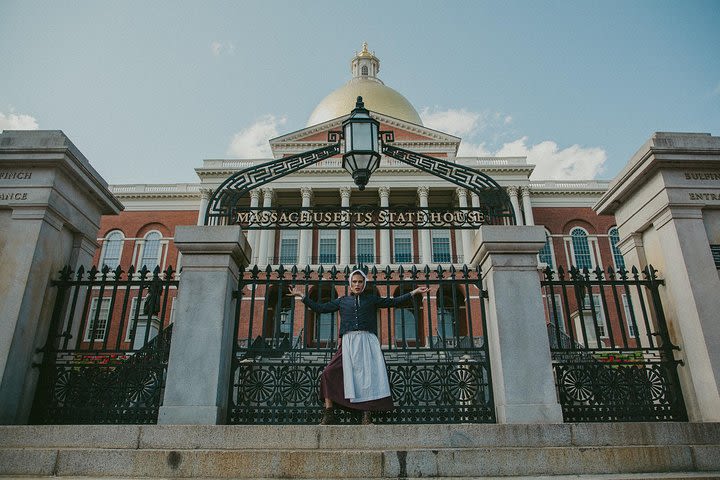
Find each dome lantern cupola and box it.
[351,42,380,80]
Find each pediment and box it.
[270,111,460,157]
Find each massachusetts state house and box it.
[92,44,627,353]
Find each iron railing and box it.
[541,265,687,422]
[228,264,494,424]
[30,265,178,424]
[268,255,466,267]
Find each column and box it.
[379,186,391,265]
[197,188,212,226]
[298,186,313,266]
[257,187,274,266]
[158,225,250,424]
[248,189,261,264]
[651,207,720,421]
[457,188,473,265]
[521,186,535,226]
[507,186,524,226]
[473,225,564,423]
[418,186,432,265]
[340,186,351,266]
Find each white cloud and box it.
[496,136,606,180]
[419,106,606,180]
[713,82,720,96]
[211,41,235,57]
[420,107,481,137]
[0,111,39,130]
[457,141,491,157]
[227,115,287,158]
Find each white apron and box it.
[341,330,391,403]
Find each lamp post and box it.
[342,96,381,191]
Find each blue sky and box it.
[1,0,718,184]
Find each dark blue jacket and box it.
[302,292,413,337]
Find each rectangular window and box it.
[578,294,607,347]
[711,245,720,269]
[279,231,299,265]
[432,229,452,263]
[124,296,162,349]
[318,230,337,264]
[539,235,554,268]
[356,230,375,264]
[84,297,111,341]
[394,308,417,343]
[622,294,637,338]
[393,229,413,263]
[544,293,564,332]
[318,312,336,343]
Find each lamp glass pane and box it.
[350,123,373,151]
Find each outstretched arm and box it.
[287,286,340,313]
[376,285,430,307]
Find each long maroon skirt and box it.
[319,344,394,412]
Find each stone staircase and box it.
[1,423,719,478]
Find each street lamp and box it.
[342,96,380,190]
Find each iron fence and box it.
[541,265,687,422]
[228,264,494,424]
[30,265,178,424]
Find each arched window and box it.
[538,231,554,268]
[139,231,162,270]
[608,227,625,270]
[100,230,124,269]
[361,65,368,76]
[570,227,593,270]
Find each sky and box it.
[1,0,718,184]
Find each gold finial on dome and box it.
[357,42,375,58]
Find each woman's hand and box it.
[411,286,430,296]
[287,286,304,298]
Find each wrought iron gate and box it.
[227,264,494,424]
[541,265,687,422]
[30,265,178,424]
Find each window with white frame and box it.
[317,312,336,343]
[622,294,637,338]
[279,230,299,265]
[356,230,375,264]
[84,297,111,341]
[125,296,161,346]
[431,229,452,263]
[393,229,413,263]
[544,293,564,332]
[138,231,162,270]
[539,231,554,268]
[581,293,607,338]
[609,227,626,270]
[100,231,124,269]
[394,308,417,342]
[570,227,593,270]
[318,230,337,264]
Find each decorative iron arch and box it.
[204,130,516,225]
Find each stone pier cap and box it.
[0,130,123,216]
[173,225,251,267]
[470,225,547,267]
[595,132,720,216]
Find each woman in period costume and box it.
[288,269,428,425]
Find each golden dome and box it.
[306,44,423,127]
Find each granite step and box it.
[1,423,719,478]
